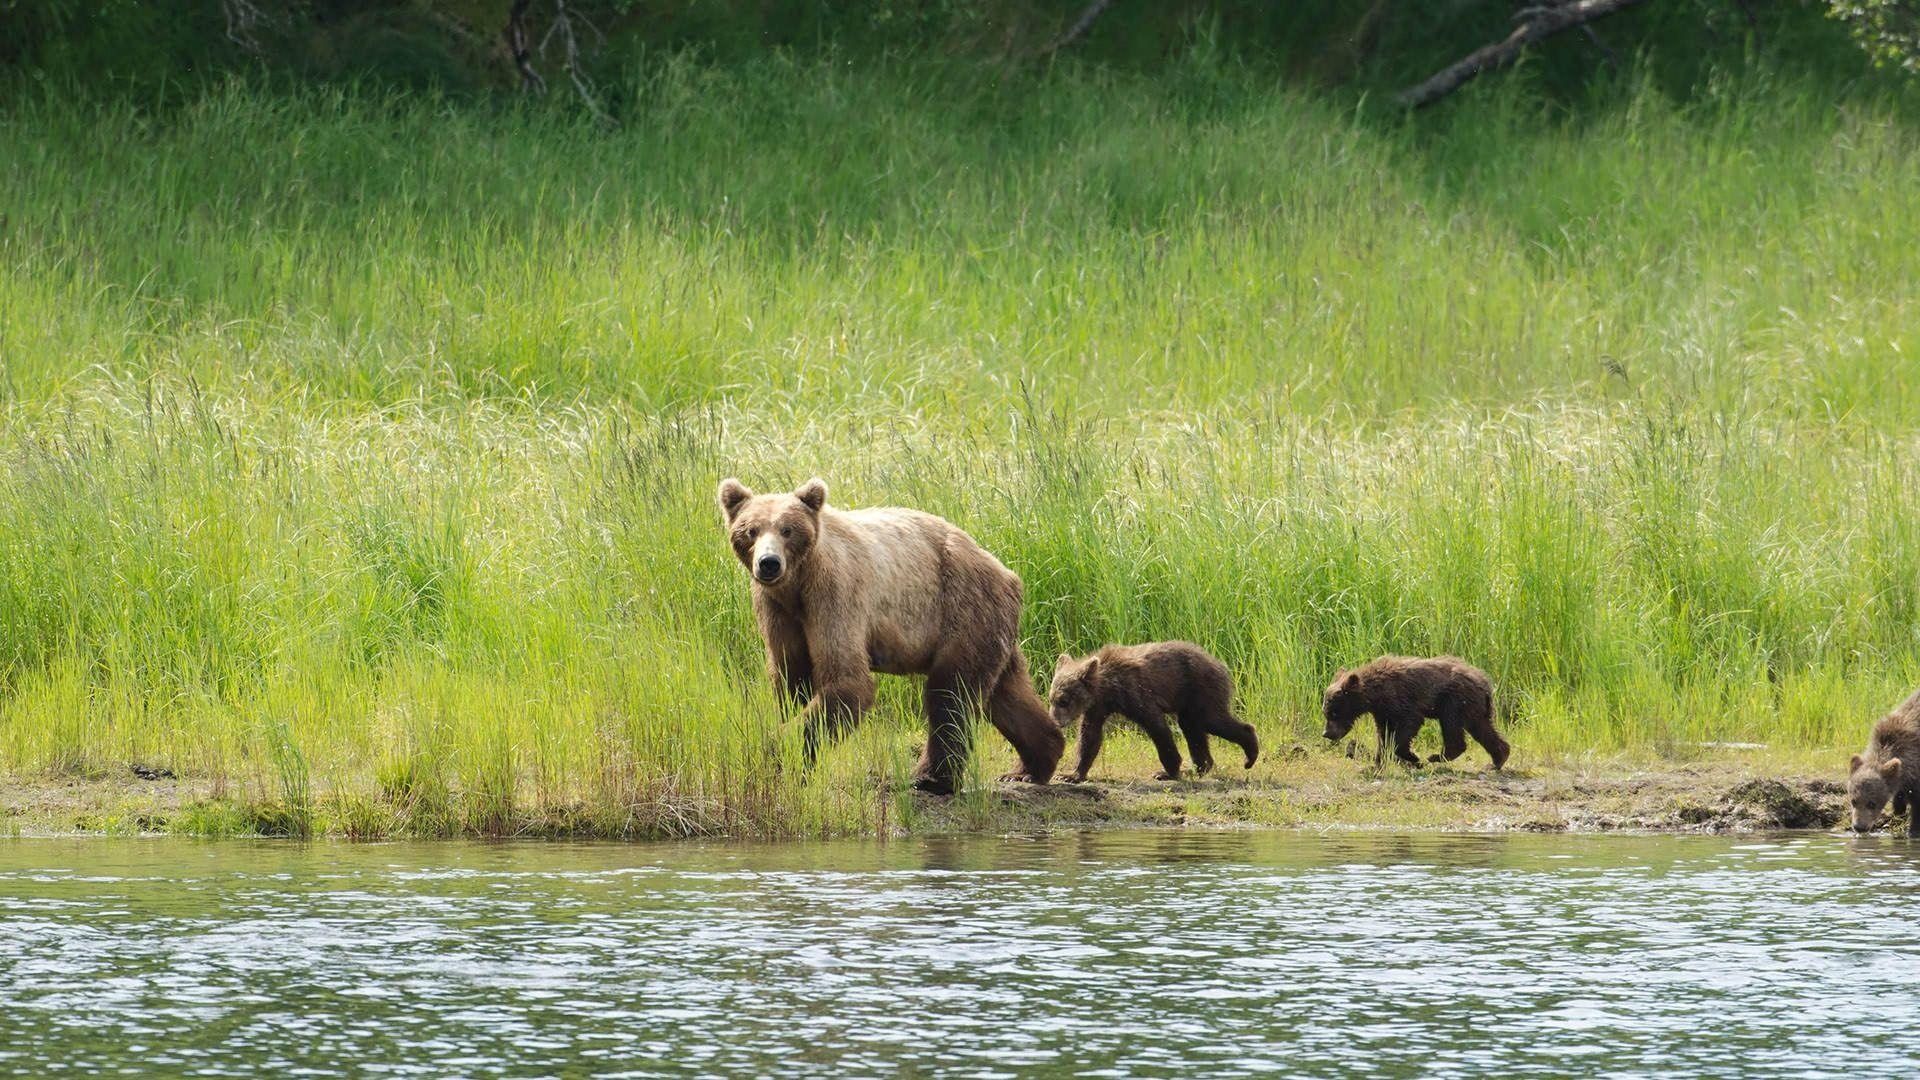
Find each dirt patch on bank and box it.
[0,755,1854,838]
[950,757,1848,835]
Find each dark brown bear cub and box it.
[1847,689,1920,835]
[1322,655,1509,770]
[1048,642,1259,782]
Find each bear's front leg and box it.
[757,605,812,705]
[1135,713,1185,780]
[799,668,875,768]
[1389,712,1425,767]
[1063,713,1106,783]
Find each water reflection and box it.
[2,831,1916,1077]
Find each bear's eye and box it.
[780,526,793,538]
[745,527,759,541]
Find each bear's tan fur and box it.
[718,477,1063,795]
[1847,689,1920,835]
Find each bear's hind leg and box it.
[1429,710,1469,765]
[986,653,1064,785]
[1199,707,1259,770]
[1175,713,1217,776]
[1454,693,1509,771]
[1133,713,1184,780]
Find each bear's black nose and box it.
[755,554,783,582]
[1852,822,1872,834]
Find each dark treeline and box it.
[4,1,1915,112]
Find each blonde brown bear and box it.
[718,477,1064,795]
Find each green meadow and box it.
[3,57,1919,836]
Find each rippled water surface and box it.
[3,830,1916,1077]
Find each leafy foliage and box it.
[1829,0,1920,71]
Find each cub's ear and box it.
[1850,753,1866,775]
[1883,758,1903,786]
[718,478,752,521]
[1342,672,1361,692]
[1057,652,1073,666]
[795,477,828,513]
[1083,657,1100,678]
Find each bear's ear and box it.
[1342,672,1361,692]
[1057,652,1073,667]
[1083,657,1099,679]
[795,477,828,513]
[1883,758,1903,786]
[1850,753,1866,775]
[718,478,753,521]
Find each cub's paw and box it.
[1062,772,1090,784]
[1151,770,1180,781]
[1428,754,1446,763]
[911,776,956,797]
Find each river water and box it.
[1,830,1913,1077]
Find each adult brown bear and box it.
[717,477,1064,795]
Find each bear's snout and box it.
[755,553,784,583]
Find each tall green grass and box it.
[3,59,1919,834]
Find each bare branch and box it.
[506,0,547,95]
[1038,0,1116,58]
[1397,0,1654,109]
[1580,23,1618,65]
[223,0,268,54]
[543,0,614,125]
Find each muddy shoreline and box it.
[0,754,1862,839]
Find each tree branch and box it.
[223,0,268,54]
[1038,0,1116,58]
[541,0,613,125]
[506,0,546,95]
[1397,0,1653,109]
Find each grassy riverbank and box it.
[4,60,1920,838]
[0,746,1848,838]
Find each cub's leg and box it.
[1066,711,1109,783]
[1428,701,1470,764]
[1132,712,1185,780]
[1199,706,1259,769]
[1175,713,1216,776]
[1387,711,1425,767]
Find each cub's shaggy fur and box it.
[1048,641,1259,782]
[1322,655,1509,770]
[1847,689,1920,835]
[718,477,1063,795]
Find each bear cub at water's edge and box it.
[718,476,1064,796]
[1048,641,1259,782]
[1847,689,1920,835]
[1322,655,1510,770]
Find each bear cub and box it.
[1048,641,1259,782]
[1322,655,1510,770]
[1847,689,1920,835]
